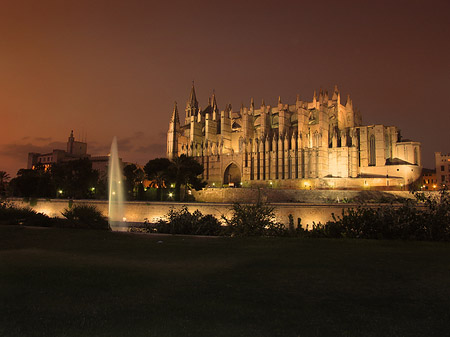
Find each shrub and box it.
[157,206,222,236]
[223,202,287,237]
[62,205,110,230]
[305,190,450,241]
[0,201,52,226]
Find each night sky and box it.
[1,0,449,176]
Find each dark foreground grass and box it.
[1,226,450,337]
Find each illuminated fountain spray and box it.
[108,137,126,231]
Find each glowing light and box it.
[58,190,63,194]
[168,192,173,198]
[170,184,175,188]
[212,183,215,187]
[112,191,116,195]
[91,187,95,192]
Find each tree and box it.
[50,159,99,199]
[9,165,54,198]
[168,155,206,201]
[144,155,206,201]
[144,158,171,201]
[123,164,145,200]
[0,171,10,197]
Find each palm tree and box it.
[168,155,206,201]
[144,158,171,201]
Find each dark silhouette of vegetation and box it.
[144,158,171,201]
[123,164,145,200]
[144,155,206,201]
[9,159,102,199]
[9,166,54,198]
[168,155,206,201]
[300,190,450,241]
[131,191,450,241]
[0,171,10,197]
[62,205,110,230]
[222,203,286,236]
[51,159,100,199]
[148,206,222,235]
[0,201,109,230]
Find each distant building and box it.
[420,168,438,191]
[167,84,422,189]
[27,131,111,176]
[435,152,450,187]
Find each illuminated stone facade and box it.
[167,85,422,189]
[435,152,450,187]
[27,131,111,176]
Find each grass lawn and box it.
[1,226,450,337]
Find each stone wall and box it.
[7,192,434,229]
[192,188,419,204]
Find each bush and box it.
[62,205,110,230]
[223,202,287,237]
[0,201,52,226]
[156,206,222,236]
[302,190,450,241]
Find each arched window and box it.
[369,135,376,166]
[414,147,418,165]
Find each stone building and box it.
[167,84,422,189]
[420,168,438,191]
[435,152,450,187]
[27,131,112,176]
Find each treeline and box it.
[3,155,206,201]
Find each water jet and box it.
[108,137,126,231]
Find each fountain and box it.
[108,137,126,231]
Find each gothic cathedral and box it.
[167,84,421,189]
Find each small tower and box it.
[332,85,340,105]
[67,130,75,154]
[185,82,199,120]
[167,102,180,159]
[66,129,87,157]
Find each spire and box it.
[346,94,353,108]
[70,130,74,138]
[313,90,317,103]
[187,81,198,108]
[250,97,254,109]
[296,94,300,103]
[332,85,340,104]
[261,98,265,107]
[278,96,282,104]
[171,101,180,124]
[211,91,218,111]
